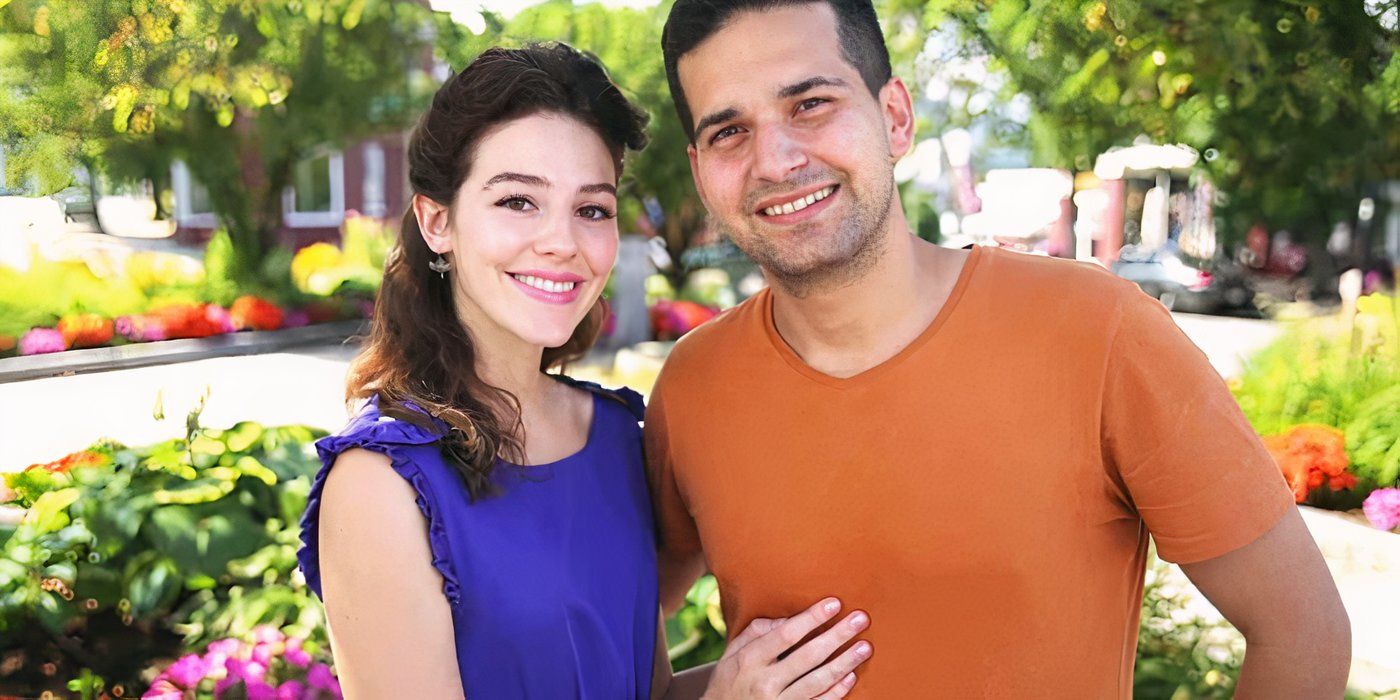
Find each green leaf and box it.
[24,488,80,532]
[234,456,278,486]
[224,421,265,454]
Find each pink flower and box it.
[205,304,236,333]
[1363,488,1400,531]
[250,625,285,644]
[165,653,211,688]
[246,680,278,700]
[141,678,184,700]
[226,657,267,684]
[204,637,242,664]
[307,663,340,696]
[18,328,66,355]
[276,680,306,700]
[284,637,312,668]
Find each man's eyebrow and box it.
[483,172,549,189]
[694,107,740,141]
[777,75,849,99]
[579,183,617,196]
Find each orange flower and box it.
[0,335,14,353]
[25,450,109,474]
[1263,424,1352,503]
[230,296,284,332]
[57,313,115,349]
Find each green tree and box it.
[924,0,1399,245]
[0,0,492,275]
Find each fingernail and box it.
[855,641,871,657]
[849,611,868,628]
[823,598,840,614]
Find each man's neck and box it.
[768,227,968,379]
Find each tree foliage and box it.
[925,0,1399,243]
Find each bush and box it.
[0,400,327,694]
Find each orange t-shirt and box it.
[645,245,1293,697]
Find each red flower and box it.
[1263,424,1353,503]
[58,313,115,349]
[25,450,108,474]
[230,296,284,332]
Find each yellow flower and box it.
[290,243,343,294]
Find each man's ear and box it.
[412,194,453,254]
[879,77,916,162]
[687,143,710,208]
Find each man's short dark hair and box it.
[662,0,892,144]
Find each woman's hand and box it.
[701,598,872,699]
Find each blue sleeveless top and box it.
[297,380,658,698]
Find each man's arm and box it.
[1178,507,1350,698]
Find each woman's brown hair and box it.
[346,43,649,500]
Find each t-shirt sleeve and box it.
[1100,286,1294,564]
[643,371,703,561]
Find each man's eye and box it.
[797,98,828,112]
[711,126,739,144]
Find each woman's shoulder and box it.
[551,375,645,422]
[316,396,448,460]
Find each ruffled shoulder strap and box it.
[552,375,645,422]
[296,397,464,606]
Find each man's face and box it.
[678,4,909,289]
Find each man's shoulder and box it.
[978,247,1139,316]
[661,291,768,368]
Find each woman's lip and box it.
[508,274,583,305]
[508,269,586,283]
[755,185,839,225]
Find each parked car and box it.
[1112,243,1254,315]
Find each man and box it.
[646,0,1352,695]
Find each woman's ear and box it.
[412,194,453,254]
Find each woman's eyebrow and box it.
[483,172,549,189]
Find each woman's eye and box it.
[578,206,615,221]
[497,196,535,212]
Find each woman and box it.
[296,43,871,698]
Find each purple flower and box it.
[215,674,239,698]
[246,680,278,700]
[282,309,310,328]
[307,663,340,695]
[276,680,306,700]
[284,637,312,668]
[165,653,211,689]
[18,328,65,355]
[1363,487,1400,531]
[141,678,184,700]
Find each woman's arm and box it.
[319,448,465,698]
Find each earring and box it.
[428,254,452,279]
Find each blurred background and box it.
[0,0,1396,698]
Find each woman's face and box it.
[432,112,620,352]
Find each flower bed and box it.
[0,216,392,359]
[1232,294,1400,532]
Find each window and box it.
[283,151,344,228]
[171,159,218,228]
[361,141,387,218]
